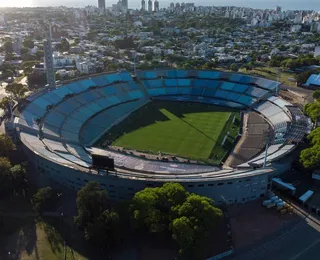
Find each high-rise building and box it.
[276,6,281,13]
[12,37,22,54]
[44,27,56,89]
[122,0,128,12]
[148,0,152,12]
[154,0,159,12]
[98,0,105,10]
[141,0,146,11]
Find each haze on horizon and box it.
[0,0,319,11]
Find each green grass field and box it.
[98,101,240,165]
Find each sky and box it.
[0,0,319,11]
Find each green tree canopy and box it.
[229,63,238,72]
[35,50,44,60]
[10,164,28,195]
[131,183,188,233]
[0,134,15,157]
[32,187,55,213]
[0,157,12,195]
[74,181,108,229]
[20,47,29,55]
[1,68,14,79]
[5,83,28,100]
[84,209,120,250]
[300,144,320,169]
[0,96,14,112]
[313,90,320,100]
[304,101,320,122]
[130,183,223,258]
[23,38,34,49]
[300,103,320,169]
[4,40,13,54]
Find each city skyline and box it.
[0,0,320,11]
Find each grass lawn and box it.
[0,196,87,260]
[239,66,297,87]
[98,100,240,164]
[0,216,87,260]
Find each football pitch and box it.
[98,101,240,164]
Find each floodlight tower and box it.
[133,51,137,76]
[276,67,281,95]
[43,25,56,89]
[263,129,273,168]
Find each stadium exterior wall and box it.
[21,138,271,204]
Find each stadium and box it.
[14,70,311,204]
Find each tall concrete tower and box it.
[98,0,105,9]
[141,0,146,11]
[43,27,56,89]
[154,0,159,12]
[148,0,152,12]
[122,0,128,12]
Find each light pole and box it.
[263,129,272,168]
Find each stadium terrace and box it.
[15,70,311,204]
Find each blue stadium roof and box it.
[306,73,320,87]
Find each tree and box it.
[300,145,320,169]
[23,38,34,49]
[171,216,195,255]
[0,157,12,195]
[35,50,44,60]
[10,164,28,195]
[2,69,14,79]
[145,53,153,61]
[60,38,70,52]
[229,63,238,72]
[21,53,36,62]
[74,181,108,229]
[171,194,222,258]
[130,183,188,233]
[5,83,28,100]
[0,96,13,113]
[304,101,320,122]
[313,90,320,100]
[0,134,15,157]
[299,127,320,169]
[32,187,55,213]
[84,209,120,250]
[130,183,223,258]
[20,47,29,55]
[4,40,13,54]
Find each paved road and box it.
[231,200,320,260]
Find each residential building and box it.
[52,52,78,68]
[76,58,103,74]
[12,37,22,54]
[291,24,302,33]
[315,46,320,57]
[0,56,4,66]
[0,13,5,25]
[51,24,68,39]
